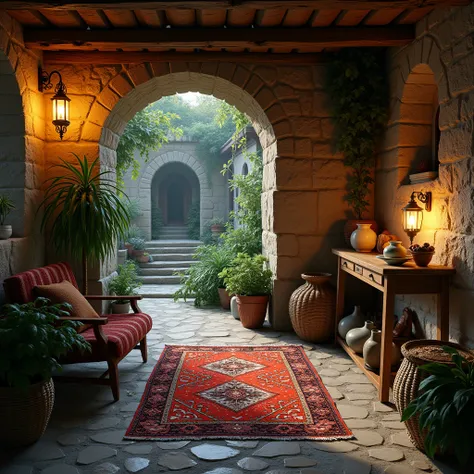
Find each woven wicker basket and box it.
[0,378,55,447]
[393,340,474,450]
[289,273,335,343]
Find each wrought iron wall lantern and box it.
[402,191,432,245]
[38,68,71,140]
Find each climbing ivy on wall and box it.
[326,49,388,220]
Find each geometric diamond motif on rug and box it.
[199,380,275,412]
[202,356,265,377]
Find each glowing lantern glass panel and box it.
[402,196,424,245]
[51,88,70,140]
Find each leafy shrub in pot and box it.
[108,261,142,313]
[219,253,273,329]
[0,194,15,240]
[0,298,90,446]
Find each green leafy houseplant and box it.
[402,346,474,467]
[129,237,146,251]
[187,201,200,240]
[40,154,131,294]
[108,261,142,304]
[219,253,272,296]
[0,298,90,388]
[326,49,388,220]
[0,194,15,226]
[174,244,236,307]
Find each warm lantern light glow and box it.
[402,192,431,245]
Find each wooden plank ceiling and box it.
[4,0,469,63]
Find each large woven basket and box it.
[393,340,474,450]
[0,378,55,447]
[289,273,335,343]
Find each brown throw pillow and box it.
[34,280,99,333]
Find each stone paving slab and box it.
[0,298,451,474]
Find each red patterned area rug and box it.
[125,345,352,441]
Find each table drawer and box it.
[363,268,383,286]
[341,259,354,272]
[354,264,363,275]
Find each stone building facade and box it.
[1,5,474,339]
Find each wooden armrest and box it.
[58,317,108,325]
[85,295,143,301]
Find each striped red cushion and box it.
[80,313,153,359]
[3,262,78,304]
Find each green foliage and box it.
[326,49,388,219]
[187,201,200,240]
[173,245,236,307]
[121,197,142,221]
[210,217,226,226]
[0,195,15,225]
[200,222,216,245]
[108,261,142,302]
[219,253,272,296]
[128,237,146,251]
[402,346,474,466]
[151,206,163,240]
[40,154,131,293]
[0,298,91,388]
[221,226,262,257]
[124,224,145,242]
[116,106,182,183]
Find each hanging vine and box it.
[326,49,388,220]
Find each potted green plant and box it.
[129,237,146,259]
[402,346,474,470]
[108,261,142,314]
[40,154,131,294]
[0,194,15,240]
[136,251,151,264]
[219,253,273,328]
[123,224,144,257]
[0,298,90,446]
[209,217,225,236]
[174,244,235,308]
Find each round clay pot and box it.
[230,296,240,320]
[412,251,434,267]
[136,254,150,263]
[363,329,402,371]
[218,287,231,310]
[338,305,365,340]
[125,243,134,257]
[0,378,54,447]
[344,220,378,246]
[0,225,12,240]
[346,320,376,354]
[236,295,269,329]
[211,224,224,236]
[350,223,377,253]
[289,273,336,343]
[383,241,407,259]
[133,249,145,258]
[112,302,130,314]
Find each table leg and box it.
[380,278,395,403]
[437,277,450,341]
[335,258,346,342]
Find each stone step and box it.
[157,235,189,240]
[138,267,189,276]
[140,260,194,268]
[145,246,198,254]
[149,253,198,261]
[140,284,186,298]
[145,240,201,248]
[140,275,182,284]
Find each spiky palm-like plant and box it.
[40,154,130,294]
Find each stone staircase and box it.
[138,232,201,298]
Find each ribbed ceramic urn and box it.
[289,273,336,343]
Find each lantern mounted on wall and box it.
[402,191,432,245]
[38,69,71,140]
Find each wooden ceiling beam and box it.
[3,1,470,10]
[24,26,414,49]
[43,50,325,64]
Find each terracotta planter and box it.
[218,288,231,310]
[289,273,336,343]
[211,224,224,236]
[136,254,150,263]
[344,219,378,246]
[133,249,145,258]
[236,295,269,329]
[125,243,134,257]
[0,378,54,447]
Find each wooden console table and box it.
[332,249,455,402]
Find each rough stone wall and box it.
[123,141,227,238]
[376,4,474,347]
[0,13,45,302]
[41,59,353,330]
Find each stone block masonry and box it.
[376,3,474,347]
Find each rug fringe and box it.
[124,434,355,442]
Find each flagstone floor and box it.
[1,299,460,474]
